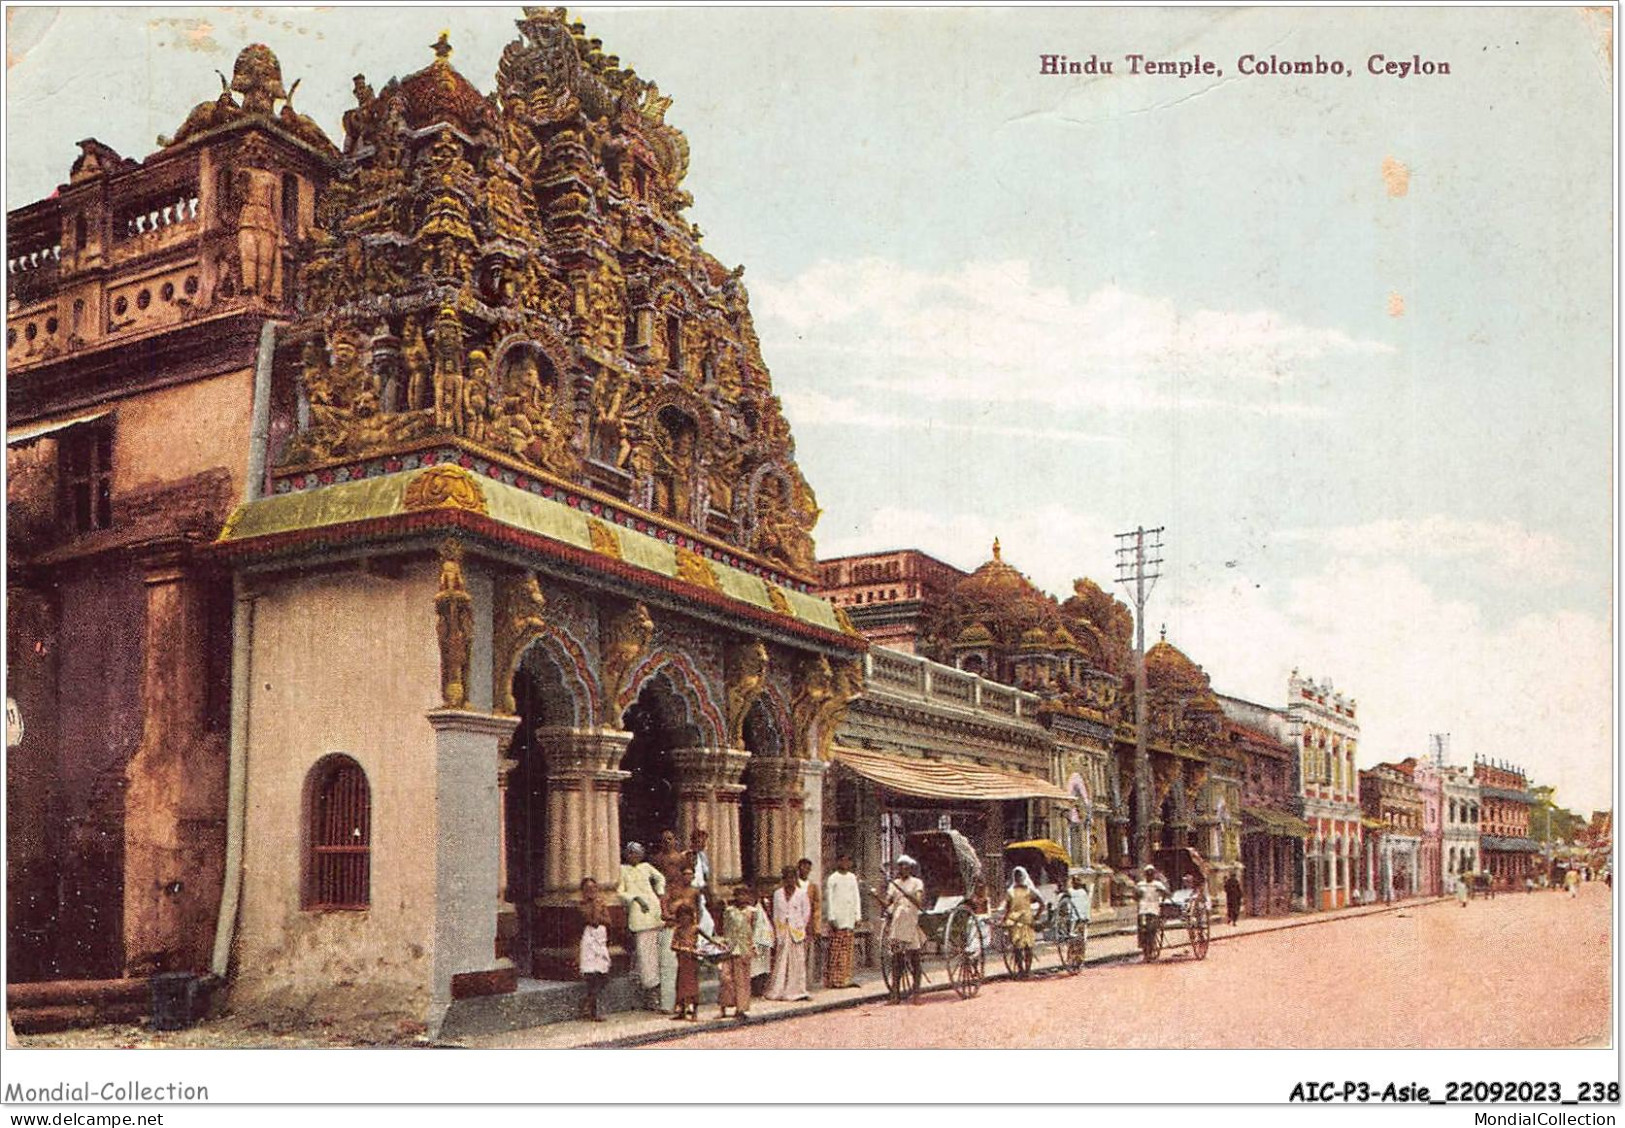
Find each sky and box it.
[5,5,1616,814]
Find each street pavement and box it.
[456,881,1613,1050]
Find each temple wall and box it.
[232,561,446,1029]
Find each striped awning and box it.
[1241,806,1311,839]
[830,746,1073,802]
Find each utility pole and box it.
[1115,524,1164,869]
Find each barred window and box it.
[304,755,370,910]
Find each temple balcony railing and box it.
[861,646,1045,723]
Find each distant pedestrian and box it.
[1455,874,1468,907]
[1224,872,1243,926]
[1565,868,1581,899]
[768,865,812,1001]
[823,854,862,988]
[577,877,610,1022]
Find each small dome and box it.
[1018,626,1050,651]
[398,32,492,132]
[955,622,994,647]
[1050,625,1080,651]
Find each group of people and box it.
[586,832,869,1023]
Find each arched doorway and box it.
[619,673,698,850]
[506,644,578,975]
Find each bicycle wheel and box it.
[1065,921,1088,973]
[943,905,985,999]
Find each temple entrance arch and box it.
[506,642,583,975]
[619,672,700,850]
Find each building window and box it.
[664,313,683,372]
[60,423,113,532]
[304,755,371,910]
[281,173,300,235]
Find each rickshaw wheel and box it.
[1000,930,1017,977]
[1189,904,1210,960]
[1052,899,1082,974]
[879,914,897,994]
[944,904,984,999]
[1141,916,1164,962]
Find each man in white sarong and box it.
[616,842,667,1010]
[767,865,812,1001]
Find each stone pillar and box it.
[800,758,829,870]
[534,726,633,893]
[669,746,751,884]
[124,548,226,976]
[426,708,520,1031]
[747,756,806,881]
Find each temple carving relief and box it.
[266,10,819,578]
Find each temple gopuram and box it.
[8,10,864,1036]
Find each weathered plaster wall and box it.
[109,366,254,495]
[232,560,442,1028]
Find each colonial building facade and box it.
[1217,693,1306,917]
[1286,671,1362,910]
[1360,764,1423,901]
[1474,758,1537,887]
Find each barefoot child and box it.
[669,901,701,1021]
[578,877,610,1021]
[718,884,760,1020]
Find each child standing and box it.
[718,885,759,1021]
[577,877,610,1021]
[669,901,700,1021]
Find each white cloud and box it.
[780,390,1119,445]
[1279,516,1582,586]
[755,258,1386,415]
[1169,559,1613,815]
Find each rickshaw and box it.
[1136,847,1213,962]
[875,829,988,999]
[995,839,1090,975]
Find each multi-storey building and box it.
[814,549,966,654]
[1439,765,1481,884]
[1285,671,1362,910]
[1474,758,1537,887]
[1360,764,1423,901]
[7,50,332,986]
[1217,693,1307,917]
[1405,756,1447,897]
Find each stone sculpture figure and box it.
[402,317,433,412]
[464,351,492,445]
[235,165,282,299]
[432,308,466,435]
[601,601,655,707]
[725,640,770,747]
[494,571,548,714]
[435,539,475,710]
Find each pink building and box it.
[1404,758,1444,897]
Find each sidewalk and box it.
[450,894,1450,1049]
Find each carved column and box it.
[669,746,751,885]
[534,726,632,893]
[747,756,807,880]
